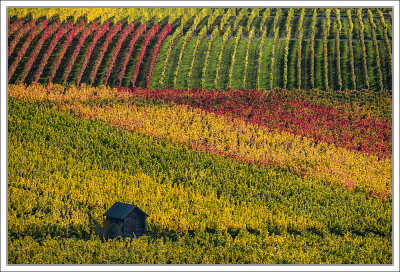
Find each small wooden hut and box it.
[103,202,148,238]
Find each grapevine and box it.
[75,21,110,86]
[8,20,47,82]
[346,9,357,90]
[228,26,243,88]
[296,9,305,89]
[115,24,146,87]
[103,23,134,86]
[33,21,74,83]
[19,21,61,83]
[357,9,370,90]
[283,8,294,89]
[131,24,159,87]
[61,21,97,84]
[323,9,331,90]
[201,27,220,88]
[334,9,342,90]
[188,26,207,89]
[145,24,171,88]
[309,9,317,88]
[88,22,122,85]
[242,28,255,89]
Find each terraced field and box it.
[7,7,393,265]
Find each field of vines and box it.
[8,7,392,91]
[7,7,392,265]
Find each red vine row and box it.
[20,21,61,83]
[131,24,159,87]
[75,21,110,86]
[103,23,134,86]
[48,21,85,83]
[88,22,122,85]
[115,24,146,87]
[8,18,23,36]
[8,20,47,82]
[8,20,35,58]
[33,21,74,83]
[61,21,97,84]
[145,24,171,88]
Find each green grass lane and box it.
[204,37,223,90]
[231,39,248,89]
[81,32,108,86]
[25,30,59,85]
[245,39,260,90]
[150,36,173,89]
[314,40,324,90]
[191,36,209,89]
[272,39,285,89]
[258,39,273,90]
[69,32,99,85]
[94,30,122,87]
[164,36,184,88]
[264,16,275,38]
[286,40,298,90]
[302,17,313,39]
[9,27,42,84]
[328,40,336,90]
[374,18,384,41]
[365,40,378,92]
[387,18,392,40]
[175,37,197,90]
[352,40,365,89]
[314,18,323,40]
[301,40,311,90]
[362,18,372,40]
[252,17,262,36]
[340,40,350,90]
[340,17,349,40]
[134,31,162,88]
[290,17,299,39]
[38,34,68,85]
[378,40,391,91]
[216,37,234,90]
[106,33,132,87]
[352,16,360,40]
[277,15,286,38]
[121,38,143,88]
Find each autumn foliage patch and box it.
[123,87,392,159]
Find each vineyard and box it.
[8,7,392,91]
[7,7,393,265]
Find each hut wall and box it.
[136,214,145,235]
[124,217,130,235]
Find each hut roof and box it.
[103,202,148,219]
